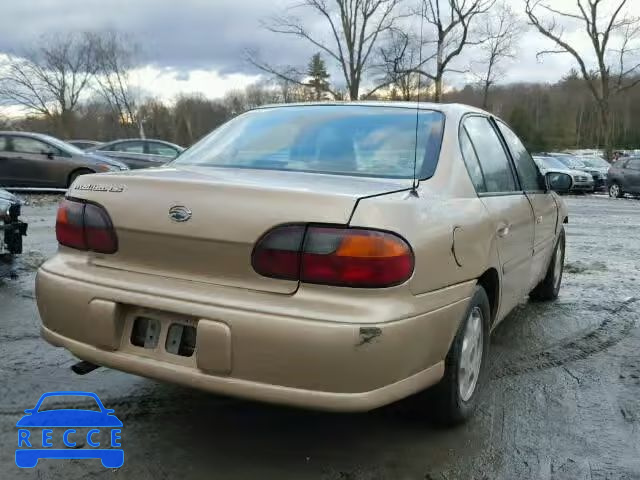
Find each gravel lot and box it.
[1,194,639,479]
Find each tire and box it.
[530,228,565,301]
[427,285,491,426]
[67,168,94,188]
[609,183,623,198]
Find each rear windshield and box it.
[173,106,445,179]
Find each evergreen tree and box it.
[306,53,330,100]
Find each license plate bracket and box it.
[165,323,197,357]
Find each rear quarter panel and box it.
[350,110,500,300]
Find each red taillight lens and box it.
[56,198,118,254]
[301,227,413,287]
[56,199,86,250]
[252,225,413,288]
[251,225,304,280]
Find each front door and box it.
[624,158,640,193]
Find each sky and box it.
[0,0,636,103]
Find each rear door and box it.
[100,141,149,169]
[461,116,535,319]
[496,120,557,290]
[624,159,640,193]
[144,141,177,166]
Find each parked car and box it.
[0,132,128,188]
[67,140,103,150]
[37,102,571,425]
[574,156,610,191]
[0,188,27,254]
[607,156,640,198]
[533,156,594,192]
[548,153,604,191]
[87,139,184,169]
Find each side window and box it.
[0,136,8,152]
[497,121,544,191]
[627,159,640,170]
[148,142,178,157]
[12,137,57,156]
[114,141,145,153]
[459,128,486,193]
[463,116,517,193]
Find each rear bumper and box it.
[36,262,472,412]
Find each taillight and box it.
[252,225,413,288]
[56,198,118,254]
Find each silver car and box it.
[0,132,129,188]
[88,139,184,169]
[533,156,594,192]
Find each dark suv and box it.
[608,157,640,198]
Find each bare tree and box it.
[263,0,403,100]
[93,31,142,137]
[0,32,99,137]
[525,0,640,160]
[475,2,521,109]
[391,0,495,102]
[378,29,428,99]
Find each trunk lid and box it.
[69,166,408,294]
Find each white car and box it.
[533,156,594,192]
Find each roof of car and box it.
[252,101,489,116]
[98,138,184,148]
[0,131,55,140]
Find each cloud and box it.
[0,0,313,75]
[0,0,634,99]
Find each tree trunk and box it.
[434,75,443,103]
[599,102,612,161]
[481,80,490,110]
[349,80,359,101]
[59,110,75,139]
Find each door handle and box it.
[497,224,511,238]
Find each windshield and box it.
[40,135,85,155]
[536,157,568,170]
[556,156,585,168]
[173,106,445,179]
[580,156,609,168]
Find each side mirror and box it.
[42,150,54,160]
[546,172,572,194]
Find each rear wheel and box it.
[427,286,490,425]
[530,228,565,301]
[609,183,623,198]
[67,168,94,188]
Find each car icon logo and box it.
[168,205,192,222]
[15,391,123,469]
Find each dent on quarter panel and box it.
[350,190,496,297]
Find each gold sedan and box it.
[36,103,571,425]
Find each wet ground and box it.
[1,194,639,479]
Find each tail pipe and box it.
[71,360,100,375]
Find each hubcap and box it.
[458,306,484,402]
[610,184,619,197]
[553,241,564,289]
